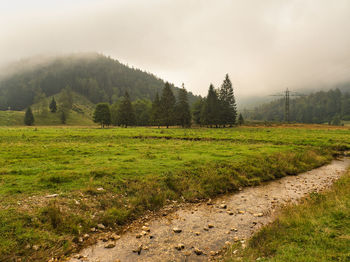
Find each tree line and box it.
[93,74,240,128]
[244,88,350,125]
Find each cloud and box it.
[1,0,350,98]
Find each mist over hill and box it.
[0,53,199,110]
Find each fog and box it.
[1,0,350,98]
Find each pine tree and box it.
[24,107,35,126]
[201,84,220,127]
[192,98,204,125]
[60,110,67,124]
[238,113,244,125]
[49,97,57,113]
[117,91,135,128]
[218,74,237,126]
[93,103,111,128]
[176,84,192,127]
[160,82,176,128]
[151,92,162,127]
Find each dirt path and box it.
[69,158,350,262]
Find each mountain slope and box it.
[0,53,199,110]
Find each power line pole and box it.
[270,88,304,123]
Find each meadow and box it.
[0,125,349,261]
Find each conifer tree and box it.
[176,84,192,127]
[238,113,244,125]
[24,107,35,126]
[160,82,176,128]
[49,97,57,113]
[192,98,204,125]
[117,91,135,128]
[151,92,162,128]
[93,103,111,128]
[218,74,237,126]
[201,84,220,127]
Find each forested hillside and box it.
[244,88,350,124]
[0,53,199,110]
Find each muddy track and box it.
[69,158,350,262]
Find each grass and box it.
[225,169,350,262]
[0,125,348,261]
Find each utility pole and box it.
[270,88,304,123]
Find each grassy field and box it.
[0,125,349,261]
[226,169,350,262]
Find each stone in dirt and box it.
[45,194,59,198]
[142,226,151,232]
[234,236,239,242]
[104,242,116,249]
[253,213,264,217]
[136,233,142,238]
[220,204,227,209]
[173,227,182,233]
[97,223,105,230]
[227,211,234,215]
[194,248,203,255]
[231,227,238,232]
[133,244,143,255]
[208,224,214,228]
[32,245,40,251]
[109,233,120,240]
[238,210,245,214]
[195,231,201,236]
[225,241,231,245]
[175,243,185,250]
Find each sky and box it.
[1,0,350,97]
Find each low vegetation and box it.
[0,126,349,261]
[225,168,350,262]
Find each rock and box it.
[194,248,203,255]
[110,233,120,240]
[25,244,31,249]
[175,243,185,250]
[230,228,238,232]
[208,224,214,228]
[32,245,40,251]
[97,223,105,230]
[83,234,89,240]
[207,199,213,205]
[142,226,150,232]
[195,231,201,236]
[203,227,209,231]
[143,246,149,250]
[136,233,142,238]
[45,194,59,198]
[233,236,239,242]
[173,227,182,233]
[210,251,217,256]
[97,187,104,191]
[220,204,227,209]
[104,242,116,249]
[141,230,147,236]
[90,227,96,232]
[144,222,149,226]
[78,237,84,243]
[225,241,231,245]
[133,244,143,255]
[238,210,245,214]
[227,211,234,215]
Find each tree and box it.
[176,84,192,127]
[192,98,204,126]
[218,74,237,126]
[160,82,176,128]
[24,107,34,126]
[60,110,67,124]
[238,113,244,125]
[133,99,152,126]
[49,97,57,113]
[93,103,111,128]
[117,91,135,127]
[201,84,220,127]
[151,92,162,128]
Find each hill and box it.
[0,53,199,111]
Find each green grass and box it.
[0,126,348,261]
[225,169,350,262]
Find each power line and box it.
[270,88,305,123]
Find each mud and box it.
[69,158,350,262]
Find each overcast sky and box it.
[1,0,350,97]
